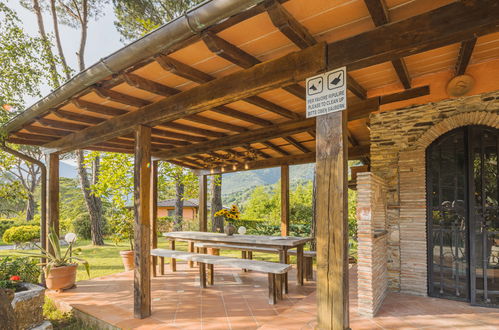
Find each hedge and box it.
[2,225,40,245]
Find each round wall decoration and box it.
[446,74,475,97]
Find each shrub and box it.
[0,256,40,290]
[72,214,92,240]
[72,213,107,240]
[157,216,174,234]
[0,219,38,239]
[109,211,134,250]
[2,225,40,245]
[246,223,311,237]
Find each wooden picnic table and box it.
[162,231,312,288]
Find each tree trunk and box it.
[210,175,224,232]
[173,180,184,231]
[32,0,59,87]
[25,193,36,221]
[76,150,104,245]
[310,165,317,251]
[50,0,71,80]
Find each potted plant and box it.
[110,211,135,271]
[24,228,89,292]
[214,205,241,236]
[0,256,46,329]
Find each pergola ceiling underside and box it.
[7,0,499,170]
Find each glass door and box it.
[469,126,499,307]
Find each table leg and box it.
[160,256,165,275]
[297,245,304,286]
[152,255,157,277]
[279,249,288,294]
[208,264,214,285]
[170,240,176,272]
[242,251,247,272]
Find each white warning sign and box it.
[306,67,347,118]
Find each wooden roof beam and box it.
[185,114,248,133]
[153,118,315,160]
[265,1,366,99]
[262,141,290,156]
[455,38,477,76]
[194,145,369,175]
[122,73,179,97]
[158,53,302,120]
[93,87,151,107]
[161,122,226,138]
[283,136,310,153]
[151,128,209,143]
[202,31,308,100]
[72,99,128,116]
[329,1,499,71]
[364,0,412,89]
[24,125,72,137]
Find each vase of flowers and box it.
[214,205,241,236]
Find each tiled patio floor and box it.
[48,263,499,329]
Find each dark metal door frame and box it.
[426,125,498,308]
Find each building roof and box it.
[158,198,199,208]
[2,0,499,173]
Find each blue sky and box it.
[9,1,125,165]
[10,0,124,105]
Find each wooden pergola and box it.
[3,0,499,328]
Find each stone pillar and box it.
[356,172,388,317]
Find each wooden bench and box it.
[193,242,316,281]
[150,248,291,304]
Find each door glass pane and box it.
[470,127,499,307]
[427,128,468,300]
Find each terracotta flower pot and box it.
[120,250,135,271]
[45,264,77,292]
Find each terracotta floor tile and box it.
[48,264,499,329]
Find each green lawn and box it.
[0,238,284,281]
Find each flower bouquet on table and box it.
[214,205,241,236]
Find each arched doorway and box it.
[426,125,498,307]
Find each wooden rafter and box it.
[455,38,477,76]
[72,99,128,116]
[93,87,150,107]
[264,0,367,99]
[153,118,315,160]
[122,73,178,97]
[364,0,412,89]
[262,141,290,156]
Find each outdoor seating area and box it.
[1,0,499,328]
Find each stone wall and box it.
[356,172,388,317]
[369,90,499,293]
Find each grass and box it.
[0,237,287,281]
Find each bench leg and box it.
[208,264,214,285]
[188,242,195,268]
[275,274,283,300]
[279,250,289,294]
[268,273,276,305]
[170,241,176,272]
[199,262,207,288]
[160,257,165,275]
[242,251,247,272]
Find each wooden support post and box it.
[151,160,158,277]
[199,175,208,232]
[280,165,290,236]
[46,153,59,250]
[208,264,214,286]
[316,111,349,329]
[133,125,152,319]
